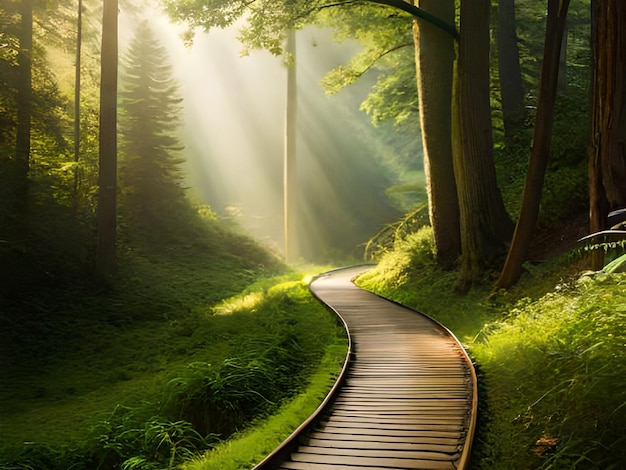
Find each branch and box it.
[351,42,413,78]
[365,0,458,39]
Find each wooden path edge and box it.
[253,265,478,470]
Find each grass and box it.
[0,213,346,469]
[181,342,347,470]
[470,271,626,469]
[356,225,626,469]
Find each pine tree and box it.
[118,21,186,235]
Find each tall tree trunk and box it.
[558,19,568,93]
[496,0,570,289]
[588,0,626,269]
[454,0,513,293]
[284,28,298,263]
[15,0,33,202]
[73,0,83,210]
[96,0,118,276]
[497,0,525,140]
[412,0,460,265]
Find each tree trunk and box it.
[284,28,299,263]
[96,0,118,276]
[588,0,626,269]
[15,0,33,202]
[73,0,83,210]
[412,0,460,265]
[496,0,570,289]
[497,0,525,140]
[454,0,513,293]
[558,19,568,93]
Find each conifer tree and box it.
[118,21,186,234]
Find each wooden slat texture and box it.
[258,266,476,470]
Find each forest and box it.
[1,0,625,469]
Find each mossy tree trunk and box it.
[453,0,513,293]
[588,0,626,269]
[412,0,461,265]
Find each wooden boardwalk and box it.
[256,266,477,470]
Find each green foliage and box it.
[118,21,188,234]
[93,407,215,470]
[471,272,626,469]
[181,341,347,470]
[364,202,430,261]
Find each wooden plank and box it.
[333,404,469,419]
[306,430,462,442]
[317,421,465,433]
[315,424,465,434]
[304,437,460,453]
[321,416,466,426]
[296,445,459,461]
[290,452,457,469]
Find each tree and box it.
[588,0,626,269]
[411,0,460,264]
[73,0,83,210]
[164,0,462,259]
[454,0,513,292]
[284,28,299,262]
[14,0,33,201]
[118,21,186,234]
[96,0,118,276]
[497,0,525,140]
[496,0,570,289]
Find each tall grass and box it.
[181,342,347,470]
[471,272,626,469]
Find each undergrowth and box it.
[0,219,345,470]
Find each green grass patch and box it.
[471,272,626,469]
[181,341,347,470]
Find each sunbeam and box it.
[131,9,412,262]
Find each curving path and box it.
[256,266,477,470]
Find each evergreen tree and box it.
[118,21,186,235]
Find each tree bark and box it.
[96,0,118,276]
[454,0,513,293]
[588,0,626,269]
[558,19,568,93]
[15,0,33,202]
[497,0,525,140]
[496,0,570,289]
[412,0,460,265]
[284,28,299,263]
